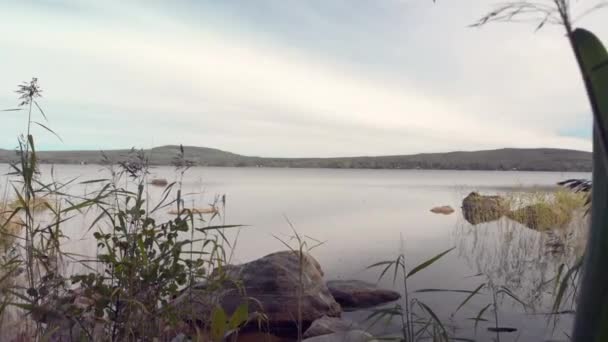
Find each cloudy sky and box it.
[0,0,606,157]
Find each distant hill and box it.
[0,146,592,172]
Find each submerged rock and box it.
[171,251,341,336]
[326,280,400,310]
[303,330,377,342]
[303,316,359,338]
[430,205,455,215]
[33,288,106,341]
[149,178,169,187]
[461,192,509,225]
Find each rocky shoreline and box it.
[38,251,401,341]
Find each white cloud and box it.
[0,0,601,156]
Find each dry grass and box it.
[1,203,25,246]
[506,190,587,231]
[167,207,218,215]
[8,197,54,213]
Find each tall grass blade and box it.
[455,283,486,313]
[417,301,448,340]
[406,247,454,279]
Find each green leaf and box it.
[497,286,527,310]
[471,303,492,332]
[211,306,227,342]
[553,258,583,313]
[573,28,608,141]
[229,302,249,329]
[417,301,448,340]
[406,247,454,279]
[32,121,62,142]
[455,283,486,313]
[571,28,608,342]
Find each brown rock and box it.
[149,178,169,187]
[430,206,455,215]
[461,192,509,225]
[326,280,400,310]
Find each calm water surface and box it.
[0,165,590,341]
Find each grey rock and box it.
[326,280,400,310]
[171,251,341,335]
[303,316,359,338]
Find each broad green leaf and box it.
[211,306,227,342]
[572,29,608,140]
[229,302,249,329]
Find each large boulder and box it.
[326,280,400,310]
[32,288,106,342]
[461,192,509,225]
[171,251,341,336]
[303,316,359,338]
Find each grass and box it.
[0,79,252,341]
[505,190,587,231]
[366,239,456,342]
[8,197,54,213]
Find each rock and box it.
[171,251,341,336]
[507,203,571,230]
[303,316,359,338]
[33,288,106,341]
[326,280,400,310]
[303,330,377,342]
[149,178,169,187]
[430,206,454,215]
[461,192,509,225]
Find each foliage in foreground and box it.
[0,80,248,341]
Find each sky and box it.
[0,0,606,157]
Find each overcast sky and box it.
[0,0,605,157]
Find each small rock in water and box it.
[326,280,400,310]
[149,178,169,187]
[430,205,455,215]
[303,316,359,338]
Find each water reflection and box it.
[454,213,587,313]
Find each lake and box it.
[0,164,590,341]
